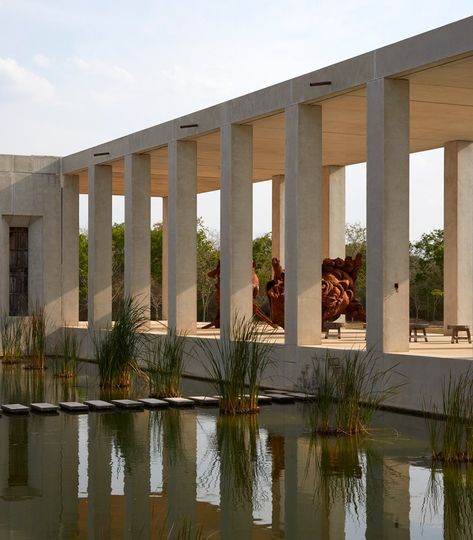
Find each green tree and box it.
[252,233,272,307]
[79,230,88,321]
[345,223,366,308]
[196,218,219,322]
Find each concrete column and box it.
[162,196,168,320]
[322,166,346,260]
[366,78,410,353]
[168,141,197,333]
[124,153,151,317]
[88,164,112,329]
[444,141,473,331]
[62,174,80,325]
[220,124,253,334]
[285,104,323,346]
[272,174,285,266]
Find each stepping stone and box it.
[84,400,116,411]
[30,402,59,413]
[2,403,29,415]
[188,396,219,406]
[163,397,195,408]
[264,393,295,404]
[111,399,144,410]
[282,391,317,401]
[138,398,169,408]
[244,394,272,405]
[59,402,89,413]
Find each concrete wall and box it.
[0,155,62,333]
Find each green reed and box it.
[145,329,187,398]
[94,295,147,388]
[0,315,25,364]
[198,314,274,415]
[24,305,47,369]
[55,326,81,378]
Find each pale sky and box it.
[1,1,470,240]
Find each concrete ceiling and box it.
[78,54,473,196]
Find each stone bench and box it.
[447,324,472,344]
[323,322,344,339]
[409,322,429,342]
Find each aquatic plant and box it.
[94,295,147,388]
[305,349,401,436]
[424,370,473,463]
[145,329,187,398]
[198,314,274,415]
[0,315,25,364]
[24,305,47,369]
[54,326,81,378]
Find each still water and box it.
[0,362,470,539]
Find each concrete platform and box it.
[2,404,29,415]
[59,402,89,413]
[188,396,219,406]
[138,398,169,408]
[163,397,195,408]
[264,393,295,404]
[30,402,60,413]
[281,391,318,401]
[84,400,116,411]
[111,399,144,410]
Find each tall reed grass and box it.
[0,315,25,364]
[145,329,187,398]
[54,326,81,378]
[94,295,147,388]
[198,315,274,415]
[305,349,401,436]
[424,370,473,463]
[24,305,47,369]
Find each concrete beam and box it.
[366,78,410,353]
[220,124,253,333]
[285,104,323,346]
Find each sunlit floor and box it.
[75,321,473,359]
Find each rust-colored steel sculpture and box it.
[266,254,366,328]
[203,259,277,329]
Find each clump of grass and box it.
[198,314,274,415]
[94,295,147,388]
[305,349,401,436]
[55,326,81,378]
[145,329,187,398]
[0,315,25,364]
[24,305,47,370]
[424,370,473,463]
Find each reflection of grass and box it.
[423,464,473,539]
[199,315,274,415]
[424,370,473,463]
[145,329,187,398]
[0,315,25,364]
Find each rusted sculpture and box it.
[266,254,366,328]
[203,259,277,329]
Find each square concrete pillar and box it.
[366,78,410,353]
[124,153,151,317]
[285,104,323,346]
[88,164,112,329]
[272,174,285,266]
[162,196,168,320]
[167,141,197,333]
[322,166,346,260]
[62,174,79,325]
[220,124,253,334]
[444,141,473,331]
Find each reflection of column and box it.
[285,104,323,345]
[220,124,253,334]
[366,456,410,539]
[124,413,150,539]
[168,141,197,332]
[284,436,298,538]
[88,414,112,538]
[444,141,473,332]
[60,414,79,538]
[268,434,285,536]
[366,78,410,353]
[272,174,285,266]
[62,174,80,325]
[163,410,196,531]
[322,166,346,260]
[88,164,112,328]
[124,153,151,317]
[162,196,168,320]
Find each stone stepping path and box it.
[59,402,89,413]
[163,397,195,408]
[280,391,318,401]
[30,402,60,413]
[111,399,144,410]
[264,393,295,404]
[188,396,219,406]
[138,398,169,408]
[2,404,29,415]
[84,400,116,411]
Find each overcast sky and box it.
[1,1,471,240]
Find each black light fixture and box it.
[93,151,110,157]
[180,123,199,129]
[309,81,332,87]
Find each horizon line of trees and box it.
[79,221,444,323]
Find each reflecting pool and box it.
[0,362,470,539]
